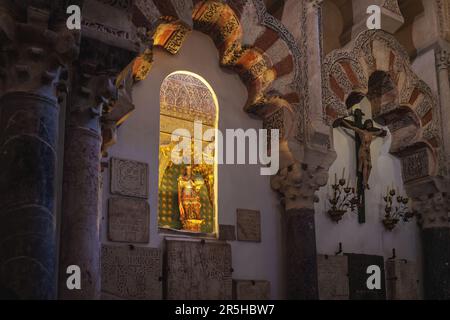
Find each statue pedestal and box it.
[183,219,204,232]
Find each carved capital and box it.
[69,68,118,129]
[72,36,139,153]
[271,139,336,211]
[413,192,450,229]
[271,162,329,211]
[0,6,78,97]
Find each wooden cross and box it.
[333,108,387,223]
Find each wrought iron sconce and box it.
[382,187,415,231]
[327,169,359,222]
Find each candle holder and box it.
[382,187,414,231]
[327,169,359,223]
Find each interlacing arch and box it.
[118,0,297,121]
[323,30,443,181]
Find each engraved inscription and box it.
[317,255,349,300]
[165,239,232,300]
[108,197,150,243]
[233,280,270,300]
[101,245,162,300]
[111,158,149,199]
[236,209,261,242]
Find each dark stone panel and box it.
[346,254,386,300]
[284,209,318,300]
[422,227,450,300]
[0,92,58,299]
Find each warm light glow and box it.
[159,70,219,235]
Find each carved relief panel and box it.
[111,158,149,199]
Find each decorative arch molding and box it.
[126,0,299,114]
[322,30,444,184]
[107,0,302,157]
[108,0,335,212]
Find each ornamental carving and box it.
[323,30,442,180]
[160,73,216,126]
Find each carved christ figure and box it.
[334,116,387,190]
[177,166,203,230]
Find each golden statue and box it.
[177,165,204,232]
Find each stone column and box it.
[267,1,337,297]
[58,71,118,300]
[0,6,77,299]
[272,149,333,299]
[436,48,450,168]
[284,207,319,299]
[302,0,334,149]
[414,192,450,300]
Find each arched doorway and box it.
[158,71,218,235]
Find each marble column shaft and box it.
[422,227,450,300]
[0,92,59,299]
[58,124,102,300]
[58,74,117,300]
[284,208,319,299]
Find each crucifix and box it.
[333,106,387,223]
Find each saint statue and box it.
[177,165,204,232]
[334,110,387,190]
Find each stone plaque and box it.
[401,149,429,182]
[101,245,162,300]
[108,197,150,243]
[346,254,386,300]
[233,280,270,300]
[317,255,349,300]
[386,260,420,300]
[165,238,232,300]
[111,158,149,199]
[236,209,261,242]
[219,224,236,241]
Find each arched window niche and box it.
[158,71,219,236]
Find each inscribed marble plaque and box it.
[165,238,232,300]
[233,280,270,300]
[386,259,420,300]
[111,158,149,199]
[346,254,386,300]
[317,255,349,300]
[101,245,162,300]
[108,197,150,243]
[219,224,236,241]
[236,209,261,242]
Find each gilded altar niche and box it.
[158,71,218,234]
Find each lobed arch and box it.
[106,0,302,163]
[323,30,443,184]
[127,0,299,118]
